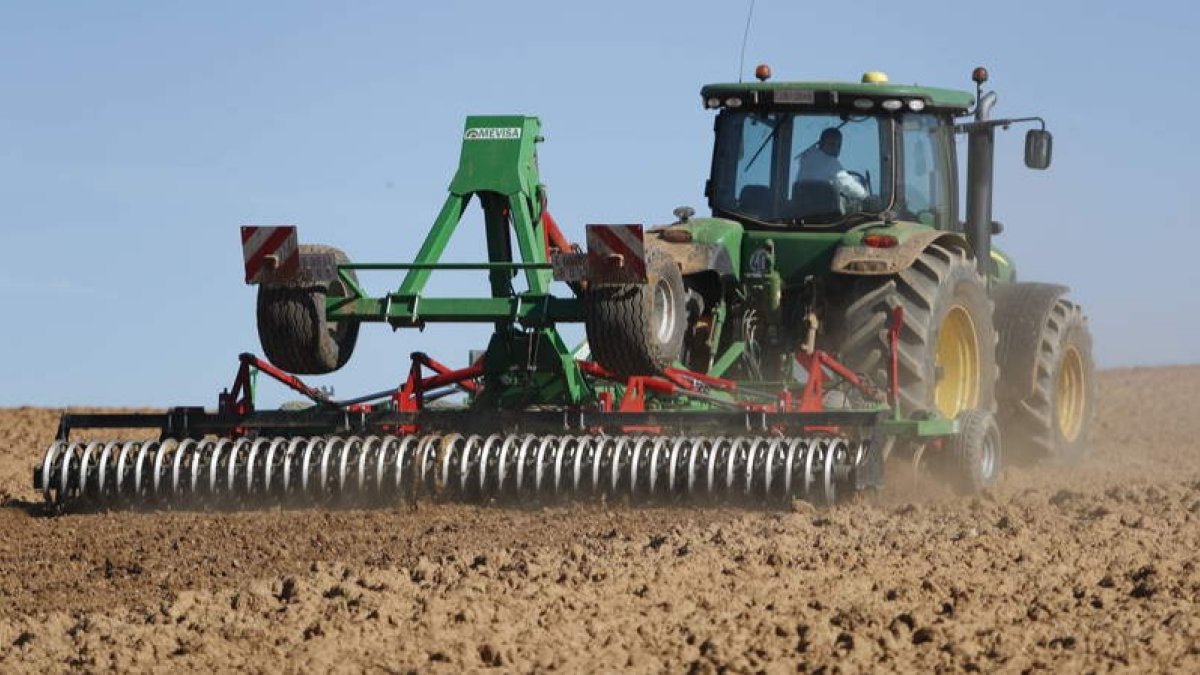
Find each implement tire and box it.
[585,249,686,377]
[995,289,1095,464]
[256,244,360,375]
[837,243,997,418]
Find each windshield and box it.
[710,110,894,227]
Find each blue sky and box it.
[1,1,1197,406]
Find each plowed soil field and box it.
[2,366,1199,672]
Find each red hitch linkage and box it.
[394,352,485,415]
[220,353,335,416]
[887,306,904,410]
[541,210,575,257]
[576,360,745,414]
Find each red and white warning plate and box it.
[240,226,299,284]
[585,224,646,284]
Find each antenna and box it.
[738,0,757,82]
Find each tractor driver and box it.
[796,128,869,205]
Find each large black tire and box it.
[942,409,1002,494]
[256,244,360,375]
[585,248,687,376]
[837,242,997,418]
[995,287,1095,464]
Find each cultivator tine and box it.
[36,434,866,510]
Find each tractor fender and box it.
[649,238,736,279]
[831,230,970,276]
[993,281,1071,403]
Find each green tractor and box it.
[585,66,1094,473]
[34,67,1095,510]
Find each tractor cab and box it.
[702,71,974,231]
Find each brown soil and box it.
[2,366,1199,672]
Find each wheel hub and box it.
[934,305,980,419]
[1056,345,1087,442]
[653,279,676,343]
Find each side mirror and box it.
[1025,129,1053,170]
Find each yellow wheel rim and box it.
[1056,346,1087,442]
[934,306,979,419]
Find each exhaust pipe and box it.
[964,68,997,278]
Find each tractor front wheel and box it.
[256,244,360,375]
[995,288,1095,464]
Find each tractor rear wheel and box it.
[837,242,997,419]
[995,289,1095,463]
[585,248,687,376]
[257,244,360,375]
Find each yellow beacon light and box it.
[861,71,889,84]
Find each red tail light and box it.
[863,233,898,248]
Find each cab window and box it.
[899,115,954,228]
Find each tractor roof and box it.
[700,76,975,115]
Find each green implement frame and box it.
[327,115,588,407]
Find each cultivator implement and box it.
[35,111,997,511]
[38,433,865,508]
[36,349,894,509]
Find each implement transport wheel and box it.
[942,409,1002,494]
[838,242,997,418]
[995,284,1095,464]
[257,244,360,375]
[585,249,687,376]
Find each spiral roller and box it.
[35,434,862,509]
